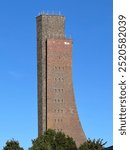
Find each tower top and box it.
[37,11,64,18]
[36,12,65,39]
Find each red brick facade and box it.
[36,14,86,147]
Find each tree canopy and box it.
[3,139,24,150]
[2,130,107,150]
[29,129,77,150]
[79,138,107,150]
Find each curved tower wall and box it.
[36,14,86,146]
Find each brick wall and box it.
[36,14,86,147]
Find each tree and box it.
[3,139,24,150]
[29,129,77,150]
[79,138,107,150]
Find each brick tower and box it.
[36,13,86,146]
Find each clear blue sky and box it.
[0,0,112,149]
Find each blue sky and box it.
[0,0,112,149]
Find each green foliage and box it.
[79,138,107,150]
[29,129,77,150]
[3,139,24,150]
[2,130,107,150]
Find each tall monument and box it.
[36,13,86,146]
